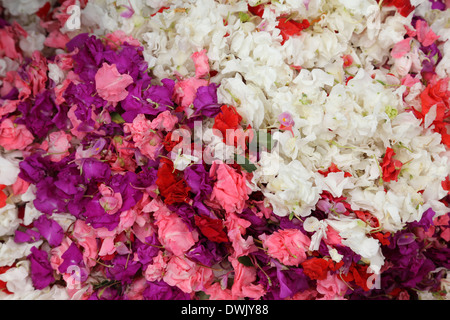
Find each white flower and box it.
[260,159,320,217]
[0,204,21,237]
[0,261,35,296]
[303,216,328,251]
[2,0,47,16]
[19,30,46,57]
[48,63,65,86]
[314,171,355,198]
[217,74,267,129]
[0,151,22,186]
[171,148,200,171]
[0,238,42,267]
[327,217,385,273]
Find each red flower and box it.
[162,131,183,152]
[194,215,229,243]
[213,104,243,144]
[276,18,310,45]
[340,262,372,291]
[419,78,450,123]
[371,231,391,246]
[354,210,380,229]
[380,0,415,17]
[380,147,403,182]
[318,163,352,178]
[248,3,266,18]
[213,105,242,135]
[301,257,329,280]
[0,185,7,209]
[155,158,191,205]
[442,176,450,195]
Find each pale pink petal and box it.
[95,63,133,102]
[391,38,412,59]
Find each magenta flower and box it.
[28,246,55,290]
[278,111,295,127]
[316,198,347,215]
[278,111,295,135]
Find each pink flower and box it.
[210,162,250,214]
[124,113,163,160]
[44,30,70,49]
[230,257,266,299]
[259,229,310,266]
[11,177,30,196]
[98,237,115,257]
[1,71,31,100]
[0,100,19,118]
[324,225,342,246]
[98,184,123,215]
[50,237,72,271]
[204,282,233,300]
[95,63,133,102]
[391,38,412,59]
[0,118,34,150]
[144,251,168,282]
[126,277,147,300]
[72,220,98,268]
[173,77,209,113]
[316,271,347,300]
[41,130,72,162]
[163,255,214,293]
[0,28,21,60]
[153,201,198,256]
[104,30,141,49]
[416,20,440,47]
[150,110,178,131]
[191,49,210,78]
[224,212,258,258]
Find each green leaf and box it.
[237,256,254,267]
[110,112,125,124]
[234,154,257,173]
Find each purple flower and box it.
[134,235,162,266]
[185,239,226,267]
[121,77,175,122]
[273,260,309,299]
[106,255,141,284]
[14,229,41,243]
[409,208,436,232]
[428,0,446,10]
[84,197,120,230]
[278,112,294,127]
[120,1,135,18]
[316,199,346,215]
[28,246,55,290]
[66,33,90,52]
[34,215,64,247]
[89,286,122,300]
[81,158,111,183]
[142,280,191,300]
[184,164,213,201]
[58,242,87,281]
[19,151,51,184]
[34,177,69,214]
[192,83,221,117]
[16,90,58,139]
[397,232,417,246]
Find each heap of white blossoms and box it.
[0,0,449,298]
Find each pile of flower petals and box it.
[0,0,449,300]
